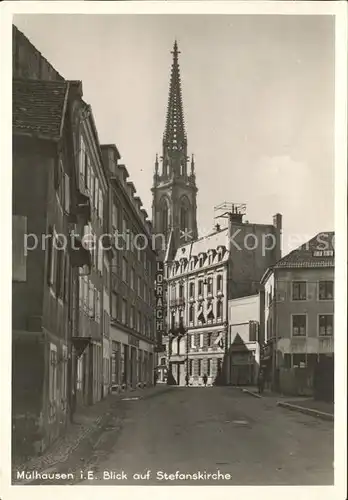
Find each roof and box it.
[13,78,69,140]
[275,232,335,269]
[261,231,335,283]
[173,227,229,262]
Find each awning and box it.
[207,304,214,320]
[197,306,206,324]
[72,336,92,357]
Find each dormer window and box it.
[199,253,205,267]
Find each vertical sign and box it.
[155,260,164,349]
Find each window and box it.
[177,338,180,355]
[199,333,204,348]
[56,243,65,300]
[94,177,99,213]
[292,281,307,301]
[217,301,222,319]
[79,136,87,187]
[190,334,195,348]
[189,359,193,376]
[90,171,95,208]
[98,245,103,274]
[132,307,136,329]
[197,359,202,376]
[61,345,68,409]
[292,314,306,336]
[138,311,141,332]
[49,344,58,420]
[13,215,27,282]
[199,255,204,267]
[112,204,118,230]
[130,306,135,328]
[88,282,95,318]
[319,281,334,300]
[218,251,223,262]
[319,315,333,336]
[98,188,104,221]
[111,294,118,319]
[131,268,135,289]
[179,283,184,298]
[217,275,223,292]
[207,332,212,347]
[189,282,195,297]
[207,277,213,294]
[160,358,166,365]
[207,358,211,376]
[86,156,92,192]
[189,305,194,322]
[122,299,127,324]
[122,257,127,282]
[198,280,203,296]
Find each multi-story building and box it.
[101,144,157,391]
[74,100,109,408]
[227,294,261,386]
[260,231,334,399]
[164,208,282,386]
[12,78,91,455]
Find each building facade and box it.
[101,144,157,392]
[165,228,230,386]
[260,232,334,399]
[74,102,110,408]
[12,78,91,455]
[227,294,261,386]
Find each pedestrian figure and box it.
[185,374,189,387]
[154,370,158,386]
[258,370,265,394]
[203,373,208,387]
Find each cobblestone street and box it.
[13,386,334,486]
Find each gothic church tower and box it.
[152,41,198,261]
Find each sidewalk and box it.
[12,384,172,484]
[277,399,334,421]
[239,386,334,421]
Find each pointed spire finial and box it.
[163,41,186,153]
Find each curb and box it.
[241,388,263,399]
[276,401,334,421]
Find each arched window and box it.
[159,197,169,236]
[217,275,223,292]
[179,196,190,234]
[189,305,194,322]
[180,206,188,232]
[217,301,222,319]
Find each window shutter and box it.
[79,276,83,307]
[87,157,92,193]
[64,174,70,213]
[94,177,99,213]
[98,189,103,220]
[12,215,27,282]
[51,230,57,290]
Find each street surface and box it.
[79,386,333,486]
[26,387,333,486]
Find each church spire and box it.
[163,40,187,156]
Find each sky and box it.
[14,14,335,255]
